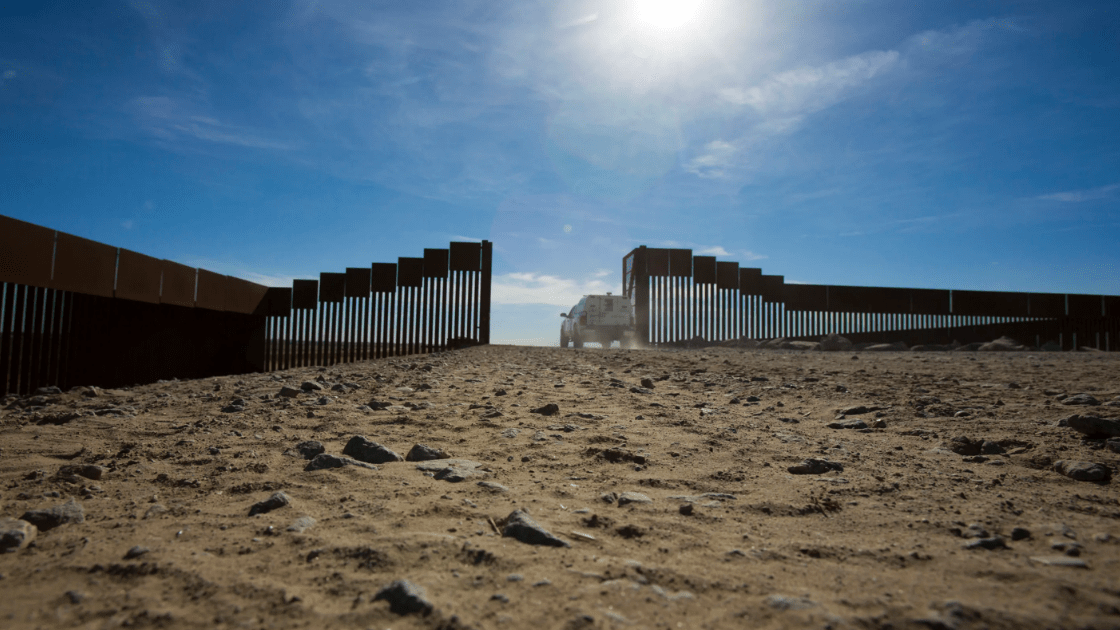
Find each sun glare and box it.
[635,0,700,29]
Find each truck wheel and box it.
[560,331,569,348]
[573,330,584,349]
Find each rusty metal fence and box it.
[624,246,1120,350]
[260,241,492,370]
[0,214,491,396]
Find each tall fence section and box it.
[262,242,492,371]
[0,214,491,396]
[624,246,1120,351]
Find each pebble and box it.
[278,387,301,398]
[477,481,509,493]
[342,436,403,464]
[248,491,291,517]
[1052,460,1111,482]
[1062,393,1100,406]
[57,464,106,481]
[415,459,488,482]
[1030,555,1089,568]
[373,580,433,616]
[629,386,653,395]
[530,403,560,416]
[640,378,655,389]
[124,545,150,559]
[287,516,316,533]
[304,453,378,471]
[20,498,85,531]
[0,517,37,552]
[827,419,868,430]
[964,536,1007,550]
[292,441,325,460]
[502,510,570,547]
[64,590,85,604]
[1065,415,1120,439]
[300,381,324,392]
[405,444,451,461]
[787,459,844,475]
[766,595,817,610]
[1011,527,1031,541]
[617,492,653,506]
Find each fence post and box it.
[480,240,492,345]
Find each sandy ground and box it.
[1,344,1119,630]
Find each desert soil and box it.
[1,345,1119,630]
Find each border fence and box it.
[0,214,491,396]
[623,246,1120,351]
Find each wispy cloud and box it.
[1037,183,1119,203]
[721,50,900,120]
[132,96,293,150]
[492,272,619,306]
[697,246,730,256]
[685,140,738,179]
[740,250,767,261]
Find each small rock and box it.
[300,381,324,392]
[766,595,817,610]
[678,504,694,516]
[35,386,62,395]
[416,458,488,482]
[502,510,569,547]
[0,518,37,553]
[304,453,378,471]
[827,419,868,430]
[20,498,84,531]
[123,546,150,559]
[617,492,652,506]
[787,459,843,475]
[980,440,1005,455]
[1066,416,1120,439]
[640,378,655,389]
[530,403,560,416]
[871,418,887,429]
[818,334,853,352]
[248,491,291,517]
[477,481,509,493]
[287,516,316,533]
[143,504,168,519]
[278,386,301,398]
[839,405,871,416]
[1062,394,1100,406]
[1011,527,1031,541]
[405,444,450,461]
[629,387,653,395]
[57,464,105,481]
[373,580,433,616]
[949,436,982,456]
[1053,460,1111,482]
[342,436,403,464]
[292,441,325,460]
[965,536,1007,550]
[960,523,989,539]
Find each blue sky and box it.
[2,0,1118,344]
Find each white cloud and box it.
[685,140,738,179]
[721,50,900,119]
[491,272,619,306]
[132,96,293,151]
[697,246,730,256]
[1037,183,1119,203]
[740,250,767,261]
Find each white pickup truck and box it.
[560,293,634,348]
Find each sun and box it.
[634,0,700,29]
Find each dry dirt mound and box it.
[1,346,1118,629]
